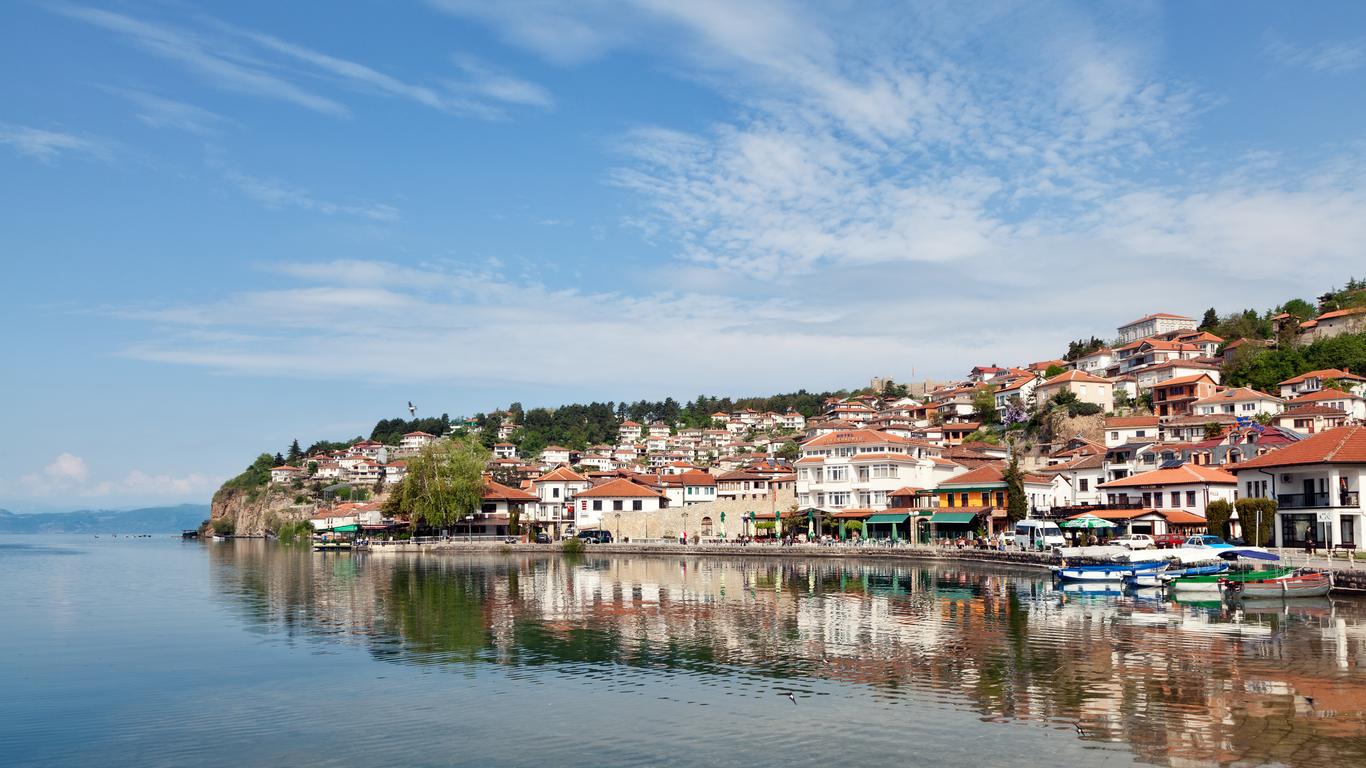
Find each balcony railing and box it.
[1277,491,1359,509]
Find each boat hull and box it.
[1228,573,1332,600]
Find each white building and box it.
[1191,387,1284,418]
[1096,463,1237,516]
[383,460,407,484]
[1230,425,1366,549]
[1116,312,1198,345]
[1033,370,1113,411]
[399,431,436,453]
[532,465,592,529]
[1103,416,1161,448]
[270,465,302,484]
[661,471,718,506]
[574,478,668,529]
[1072,348,1115,374]
[540,446,573,466]
[1286,389,1366,421]
[795,429,962,512]
[492,442,518,459]
[1278,369,1366,398]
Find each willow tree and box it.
[386,435,489,531]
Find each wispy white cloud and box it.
[222,170,400,222]
[0,123,109,162]
[55,4,552,120]
[55,5,349,115]
[1266,35,1366,74]
[103,87,230,134]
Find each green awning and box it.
[929,512,978,524]
[329,524,360,533]
[866,513,910,524]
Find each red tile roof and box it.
[535,465,590,483]
[1230,426,1366,468]
[802,429,914,447]
[1097,464,1237,488]
[575,478,666,498]
[1040,370,1111,386]
[1105,416,1161,428]
[482,478,539,502]
[1279,369,1365,386]
[938,464,1006,486]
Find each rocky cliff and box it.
[209,485,316,535]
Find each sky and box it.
[3,0,1366,510]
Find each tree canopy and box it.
[384,436,489,531]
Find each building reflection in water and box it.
[210,544,1366,767]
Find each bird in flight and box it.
[784,692,797,705]
[408,401,416,417]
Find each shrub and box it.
[561,538,585,555]
[210,517,235,536]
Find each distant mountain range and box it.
[0,504,210,534]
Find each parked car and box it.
[534,531,552,544]
[1113,533,1154,550]
[1013,520,1066,550]
[1153,533,1187,549]
[1183,534,1234,550]
[577,529,613,544]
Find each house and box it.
[941,422,981,445]
[779,411,806,431]
[660,471,718,506]
[716,469,794,501]
[967,365,1009,383]
[1287,388,1366,421]
[1229,425,1366,549]
[462,477,541,537]
[399,431,436,453]
[1305,307,1366,341]
[1116,312,1197,344]
[993,375,1039,414]
[1276,404,1351,435]
[348,460,384,486]
[1073,347,1115,374]
[1036,453,1107,507]
[1096,463,1237,516]
[574,478,668,529]
[1104,415,1161,448]
[496,421,518,440]
[648,421,672,438]
[383,460,407,484]
[1033,370,1114,411]
[1116,339,1203,375]
[539,446,573,465]
[1191,387,1284,419]
[270,465,302,484]
[1131,360,1222,390]
[492,442,517,459]
[931,464,1053,537]
[795,429,961,512]
[618,420,644,442]
[531,465,591,532]
[350,440,388,463]
[1151,373,1219,418]
[1277,369,1366,398]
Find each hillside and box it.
[0,504,210,534]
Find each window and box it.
[827,466,848,482]
[633,500,642,511]
[828,492,848,507]
[1142,492,1152,507]
[1186,491,1196,507]
[946,493,955,507]
[1171,491,1181,507]
[1079,479,1089,492]
[613,500,623,511]
[1111,431,1119,441]
[552,487,560,498]
[995,491,1005,507]
[592,500,602,511]
[960,492,970,507]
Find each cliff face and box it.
[210,485,316,535]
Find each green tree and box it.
[1280,298,1316,320]
[1043,364,1066,377]
[287,439,302,463]
[775,441,800,461]
[1003,456,1028,524]
[1199,307,1219,331]
[1234,498,1277,547]
[972,385,1001,425]
[1205,499,1233,539]
[386,436,490,531]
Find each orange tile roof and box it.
[482,477,539,502]
[1097,464,1236,488]
[802,429,913,447]
[1231,426,1366,468]
[1192,387,1282,405]
[1291,388,1364,403]
[1314,307,1366,321]
[938,464,1006,486]
[1105,415,1160,428]
[575,478,666,498]
[1040,370,1111,386]
[1152,373,1217,388]
[1279,368,1365,385]
[535,465,590,483]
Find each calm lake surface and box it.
[3,537,1365,767]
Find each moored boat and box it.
[1056,561,1165,582]
[1226,571,1332,600]
[1169,567,1294,593]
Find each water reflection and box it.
[209,544,1366,767]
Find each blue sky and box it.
[3,1,1365,510]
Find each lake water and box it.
[2,537,1365,767]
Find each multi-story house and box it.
[1152,373,1218,418]
[1104,415,1161,448]
[1096,463,1237,515]
[1275,404,1351,435]
[350,440,388,463]
[270,465,302,484]
[539,446,573,466]
[1286,389,1366,421]
[796,429,961,512]
[618,420,644,442]
[574,478,668,530]
[1277,368,1366,398]
[660,471,718,506]
[399,431,437,453]
[1131,360,1222,390]
[1033,370,1113,411]
[931,465,1057,537]
[1116,312,1198,344]
[492,442,517,459]
[1304,307,1366,341]
[647,421,671,438]
[993,374,1039,415]
[1230,425,1366,549]
[532,465,592,531]
[1191,387,1284,419]
[779,411,806,431]
[1072,347,1115,374]
[716,468,795,501]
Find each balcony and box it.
[1277,491,1359,509]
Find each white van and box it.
[1014,520,1065,550]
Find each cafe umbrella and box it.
[1061,514,1116,544]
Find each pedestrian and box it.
[1305,532,1315,556]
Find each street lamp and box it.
[614,512,621,544]
[682,511,689,544]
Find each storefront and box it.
[927,511,979,541]
[865,512,910,541]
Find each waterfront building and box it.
[1230,425,1366,549]
[660,471,718,506]
[796,429,961,513]
[574,477,669,529]
[1096,463,1236,516]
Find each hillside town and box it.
[262,302,1366,551]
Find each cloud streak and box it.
[0,123,108,162]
